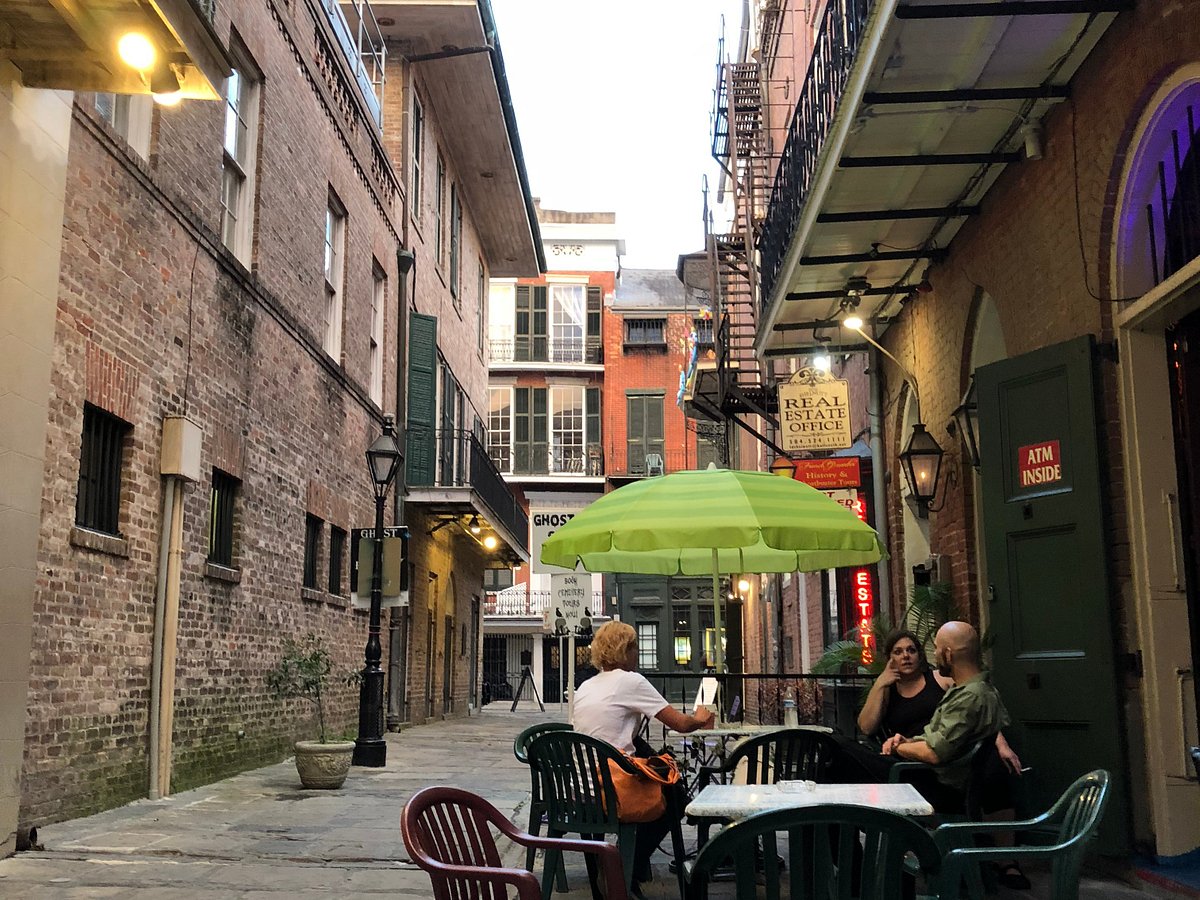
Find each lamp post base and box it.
[352,738,387,767]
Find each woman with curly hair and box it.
[573,621,714,894]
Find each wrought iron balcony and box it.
[326,0,386,126]
[423,428,529,556]
[488,337,602,365]
[488,442,605,477]
[758,0,875,306]
[608,447,703,479]
[485,588,606,618]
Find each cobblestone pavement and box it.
[0,706,1167,898]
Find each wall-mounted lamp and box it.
[949,375,981,471]
[899,423,945,513]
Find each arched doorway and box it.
[1112,67,1200,856]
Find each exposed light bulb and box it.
[844,315,864,331]
[737,578,751,593]
[152,91,182,107]
[482,535,499,550]
[813,354,832,372]
[117,32,156,72]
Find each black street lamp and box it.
[353,414,402,767]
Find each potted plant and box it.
[266,633,355,789]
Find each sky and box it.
[490,0,746,270]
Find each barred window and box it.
[303,514,323,589]
[624,318,666,346]
[208,469,239,567]
[76,404,130,536]
[328,526,346,595]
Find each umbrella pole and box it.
[711,548,724,676]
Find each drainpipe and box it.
[868,349,892,616]
[149,478,175,800]
[151,416,200,798]
[150,476,184,798]
[389,246,415,729]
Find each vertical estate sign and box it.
[778,377,853,452]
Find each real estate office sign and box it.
[778,374,853,452]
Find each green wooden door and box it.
[976,335,1128,852]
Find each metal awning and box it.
[756,0,1128,356]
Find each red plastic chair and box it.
[401,785,630,900]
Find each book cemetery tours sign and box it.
[778,370,853,453]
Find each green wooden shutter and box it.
[513,387,529,473]
[586,286,602,363]
[627,394,645,475]
[646,394,664,461]
[532,387,548,474]
[515,286,531,361]
[406,313,438,486]
[586,387,602,476]
[532,286,548,361]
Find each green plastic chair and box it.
[933,769,1111,900]
[527,730,686,900]
[686,804,943,900]
[695,728,839,846]
[514,721,573,880]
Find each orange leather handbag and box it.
[606,753,681,823]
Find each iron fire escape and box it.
[706,37,781,449]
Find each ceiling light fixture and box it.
[468,514,482,535]
[117,32,157,72]
[482,535,499,550]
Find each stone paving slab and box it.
[0,705,1174,898]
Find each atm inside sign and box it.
[1017,439,1062,488]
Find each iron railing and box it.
[489,337,602,364]
[483,588,605,617]
[488,442,604,477]
[607,446,699,477]
[758,0,875,306]
[323,0,385,126]
[430,428,529,555]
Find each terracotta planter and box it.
[293,740,355,789]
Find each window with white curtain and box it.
[369,266,385,404]
[638,623,658,670]
[550,284,586,362]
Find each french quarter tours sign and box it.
[778,369,853,453]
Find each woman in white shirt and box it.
[573,621,714,892]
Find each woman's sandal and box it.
[996,862,1032,890]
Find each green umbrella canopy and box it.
[539,468,883,576]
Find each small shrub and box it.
[266,634,334,743]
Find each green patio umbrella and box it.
[540,467,884,673]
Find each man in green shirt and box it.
[881,621,1011,791]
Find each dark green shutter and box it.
[586,286,602,363]
[646,394,664,457]
[532,285,548,361]
[586,387,601,476]
[513,387,530,472]
[515,286,531,361]
[627,394,645,474]
[406,313,438,485]
[531,387,548,474]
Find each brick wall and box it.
[603,307,708,473]
[21,0,410,826]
